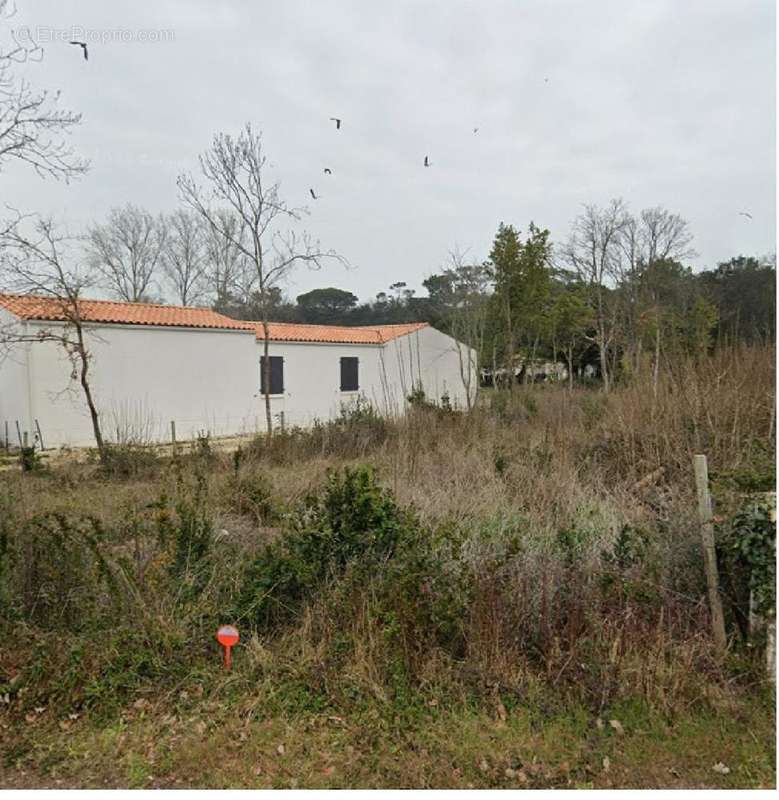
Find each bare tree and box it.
[203,208,254,309]
[614,206,695,387]
[431,248,490,410]
[177,123,346,437]
[0,213,107,462]
[86,204,167,302]
[0,2,88,181]
[161,209,207,306]
[562,199,629,392]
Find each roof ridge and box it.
[246,320,344,328]
[247,320,427,329]
[0,292,228,314]
[357,322,428,329]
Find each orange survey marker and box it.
[216,625,239,669]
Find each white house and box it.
[0,294,477,449]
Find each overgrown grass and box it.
[0,344,775,788]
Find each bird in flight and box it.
[323,168,332,175]
[69,40,88,60]
[738,211,753,219]
[310,188,319,200]
[330,117,342,130]
[424,156,431,167]
[473,127,479,133]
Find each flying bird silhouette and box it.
[323,168,332,175]
[310,188,319,200]
[473,127,479,133]
[329,117,342,130]
[69,41,88,60]
[738,211,753,219]
[424,156,431,167]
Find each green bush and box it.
[156,470,214,593]
[8,512,118,630]
[19,445,43,472]
[726,497,776,619]
[239,466,419,628]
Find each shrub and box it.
[19,445,43,472]
[8,512,118,630]
[97,443,159,478]
[194,431,214,460]
[407,385,428,406]
[246,398,389,462]
[228,468,276,523]
[157,470,214,593]
[239,466,419,628]
[721,496,776,621]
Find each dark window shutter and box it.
[340,357,359,391]
[260,356,284,394]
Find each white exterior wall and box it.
[0,309,32,447]
[8,321,259,448]
[258,326,477,428]
[0,317,477,449]
[256,341,387,428]
[381,326,477,411]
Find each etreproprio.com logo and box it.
[15,25,175,45]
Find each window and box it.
[260,356,284,395]
[340,356,359,391]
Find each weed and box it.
[8,512,118,630]
[19,445,43,473]
[0,343,774,788]
[228,467,277,523]
[194,431,213,461]
[97,443,159,479]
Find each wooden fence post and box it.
[693,454,728,656]
[35,419,44,451]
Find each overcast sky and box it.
[4,0,776,302]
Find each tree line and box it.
[11,190,778,399]
[0,4,774,471]
[223,204,775,394]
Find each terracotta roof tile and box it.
[0,294,252,330]
[0,294,430,344]
[250,321,428,344]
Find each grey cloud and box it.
[4,0,775,300]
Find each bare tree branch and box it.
[161,208,208,306]
[0,2,88,182]
[86,204,167,303]
[0,214,107,460]
[177,123,347,436]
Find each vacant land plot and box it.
[0,345,775,788]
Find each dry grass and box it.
[0,344,774,788]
